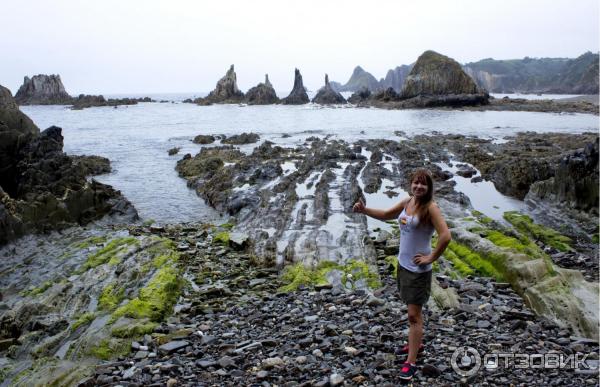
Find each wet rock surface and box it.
[281,69,310,105]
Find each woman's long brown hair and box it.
[410,168,434,226]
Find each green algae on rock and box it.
[278,259,381,292]
[98,284,125,311]
[81,237,140,271]
[503,211,572,252]
[110,264,182,322]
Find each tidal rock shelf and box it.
[175,132,599,339]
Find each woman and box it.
[353,168,451,381]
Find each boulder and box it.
[312,74,347,104]
[244,75,279,105]
[280,69,309,105]
[14,75,72,105]
[193,135,216,145]
[197,65,244,105]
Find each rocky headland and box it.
[0,84,138,246]
[281,69,310,105]
[312,75,347,105]
[244,75,279,105]
[464,52,599,95]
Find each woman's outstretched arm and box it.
[353,197,409,221]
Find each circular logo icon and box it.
[451,346,482,377]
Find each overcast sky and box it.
[2,0,598,94]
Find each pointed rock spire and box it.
[281,68,309,105]
[312,73,347,105]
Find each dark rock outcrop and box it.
[0,86,137,245]
[401,50,483,98]
[222,132,260,145]
[193,135,216,144]
[70,95,150,110]
[14,75,72,105]
[529,138,599,214]
[197,65,245,105]
[348,87,371,104]
[244,75,279,105]
[312,75,347,105]
[280,69,309,105]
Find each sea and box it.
[21,92,599,226]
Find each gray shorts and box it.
[397,265,432,305]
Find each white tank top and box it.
[398,202,435,273]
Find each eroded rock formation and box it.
[245,74,279,105]
[14,75,72,105]
[401,50,481,97]
[197,65,245,105]
[0,85,137,245]
[312,75,347,105]
[281,69,309,105]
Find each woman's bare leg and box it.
[407,303,423,363]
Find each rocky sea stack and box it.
[363,51,489,108]
[14,74,72,105]
[312,74,347,104]
[244,74,279,105]
[0,84,137,245]
[402,50,481,97]
[197,65,244,105]
[281,69,309,105]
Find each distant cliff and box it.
[379,65,413,92]
[335,52,598,94]
[464,52,599,94]
[336,66,380,92]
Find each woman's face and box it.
[411,178,429,198]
